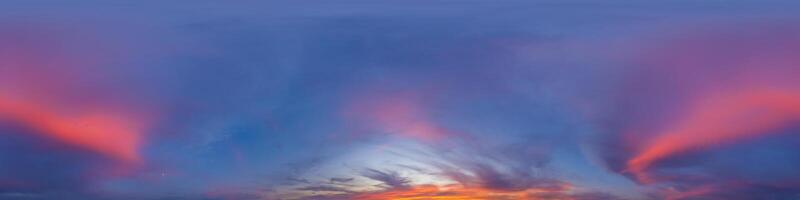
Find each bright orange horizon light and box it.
[353,183,573,200]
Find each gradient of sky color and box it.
[1,1,800,200]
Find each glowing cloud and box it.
[353,184,572,200]
[627,88,800,182]
[0,22,149,164]
[344,91,449,142]
[0,95,145,163]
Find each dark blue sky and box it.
[1,1,800,199]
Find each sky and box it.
[1,1,800,200]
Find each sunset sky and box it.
[1,1,800,200]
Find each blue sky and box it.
[1,1,800,199]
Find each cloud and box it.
[0,23,153,164]
[0,97,145,163]
[342,90,452,142]
[329,177,354,183]
[296,185,353,193]
[4,2,800,200]
[360,169,411,189]
[278,138,624,200]
[597,21,800,198]
[627,88,800,183]
[0,20,159,199]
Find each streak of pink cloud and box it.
[622,23,800,183]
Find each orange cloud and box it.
[0,95,145,163]
[353,183,572,200]
[627,88,800,183]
